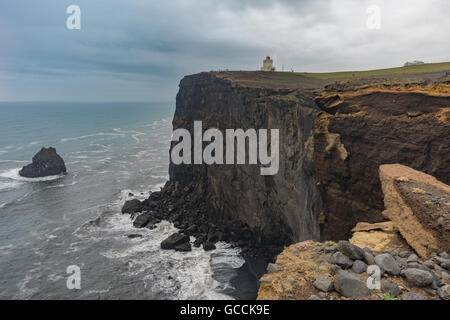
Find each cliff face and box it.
[314,83,450,239]
[166,72,450,244]
[170,72,324,244]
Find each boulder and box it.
[331,252,353,269]
[379,164,450,257]
[404,268,434,287]
[400,292,427,300]
[174,242,192,252]
[374,253,400,276]
[132,212,156,228]
[19,147,66,178]
[313,275,334,292]
[438,284,450,300]
[380,280,402,297]
[337,240,365,260]
[352,260,367,274]
[350,221,409,254]
[334,271,370,298]
[161,233,191,251]
[122,199,143,214]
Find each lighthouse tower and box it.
[261,56,275,72]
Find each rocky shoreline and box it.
[120,71,449,300]
[122,180,282,260]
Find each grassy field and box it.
[297,62,450,80]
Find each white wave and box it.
[150,182,166,192]
[60,132,125,142]
[0,168,64,182]
[98,217,239,300]
[0,160,27,164]
[0,180,22,192]
[0,202,6,208]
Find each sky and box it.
[0,0,449,102]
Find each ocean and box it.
[0,102,246,299]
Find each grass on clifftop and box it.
[297,62,450,80]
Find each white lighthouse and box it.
[261,56,275,72]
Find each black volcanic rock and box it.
[161,233,191,251]
[19,147,66,178]
[122,199,143,214]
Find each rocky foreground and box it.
[121,70,449,299]
[257,165,450,300]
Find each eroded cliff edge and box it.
[165,71,449,245]
[125,71,449,252]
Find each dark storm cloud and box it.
[0,0,448,101]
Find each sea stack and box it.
[19,147,67,178]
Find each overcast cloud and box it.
[0,0,449,101]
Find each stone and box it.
[133,213,152,228]
[307,295,320,300]
[19,147,67,178]
[352,260,367,274]
[127,234,143,239]
[435,257,450,270]
[407,254,419,263]
[331,252,353,269]
[161,233,190,251]
[380,280,402,297]
[423,260,435,269]
[174,242,192,251]
[407,262,421,269]
[399,250,412,258]
[439,252,448,259]
[334,271,370,299]
[337,240,365,260]
[364,251,375,265]
[266,263,280,274]
[324,246,337,254]
[122,199,143,214]
[395,257,407,269]
[401,292,428,300]
[374,253,400,275]
[313,275,334,292]
[330,264,342,276]
[259,278,272,284]
[441,271,450,283]
[404,268,434,287]
[379,164,450,257]
[438,284,450,300]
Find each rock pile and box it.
[257,240,450,300]
[121,182,281,257]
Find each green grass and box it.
[297,62,450,80]
[382,292,399,300]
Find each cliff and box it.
[256,165,450,300]
[123,70,449,254]
[166,71,450,245]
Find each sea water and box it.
[0,102,245,299]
